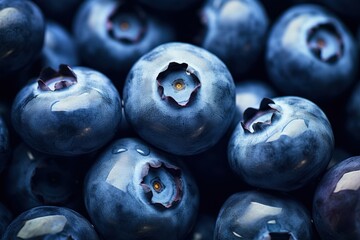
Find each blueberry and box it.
[11,64,122,156]
[73,0,175,84]
[2,206,100,239]
[228,96,334,191]
[123,42,236,155]
[198,0,269,77]
[214,190,313,239]
[266,4,358,102]
[3,143,91,215]
[0,0,45,75]
[84,137,199,240]
[313,156,360,239]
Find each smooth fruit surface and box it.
[0,0,45,75]
[123,42,236,156]
[313,156,360,240]
[214,190,313,239]
[228,96,334,191]
[84,137,199,240]
[11,64,122,156]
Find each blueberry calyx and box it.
[157,62,201,107]
[106,2,147,44]
[37,64,77,91]
[241,98,281,133]
[140,161,183,208]
[307,23,343,63]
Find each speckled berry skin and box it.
[199,0,269,77]
[228,96,334,191]
[73,0,175,81]
[11,65,122,156]
[266,4,358,102]
[313,156,360,240]
[123,42,236,156]
[84,137,199,240]
[2,206,100,240]
[0,0,45,75]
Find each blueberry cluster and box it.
[0,0,360,239]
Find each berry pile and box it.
[0,0,360,239]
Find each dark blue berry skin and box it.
[3,143,92,216]
[11,64,122,156]
[214,190,313,239]
[266,4,358,102]
[2,206,100,240]
[313,156,360,240]
[199,0,269,77]
[0,202,12,239]
[228,96,334,191]
[73,0,175,83]
[84,137,199,240]
[0,116,10,173]
[0,0,45,75]
[123,42,236,156]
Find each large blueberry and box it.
[123,42,236,156]
[3,143,91,215]
[84,137,199,240]
[266,4,358,102]
[11,64,122,156]
[228,96,334,191]
[214,190,313,239]
[198,0,269,77]
[73,0,175,83]
[0,0,45,75]
[313,156,360,239]
[2,206,100,239]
